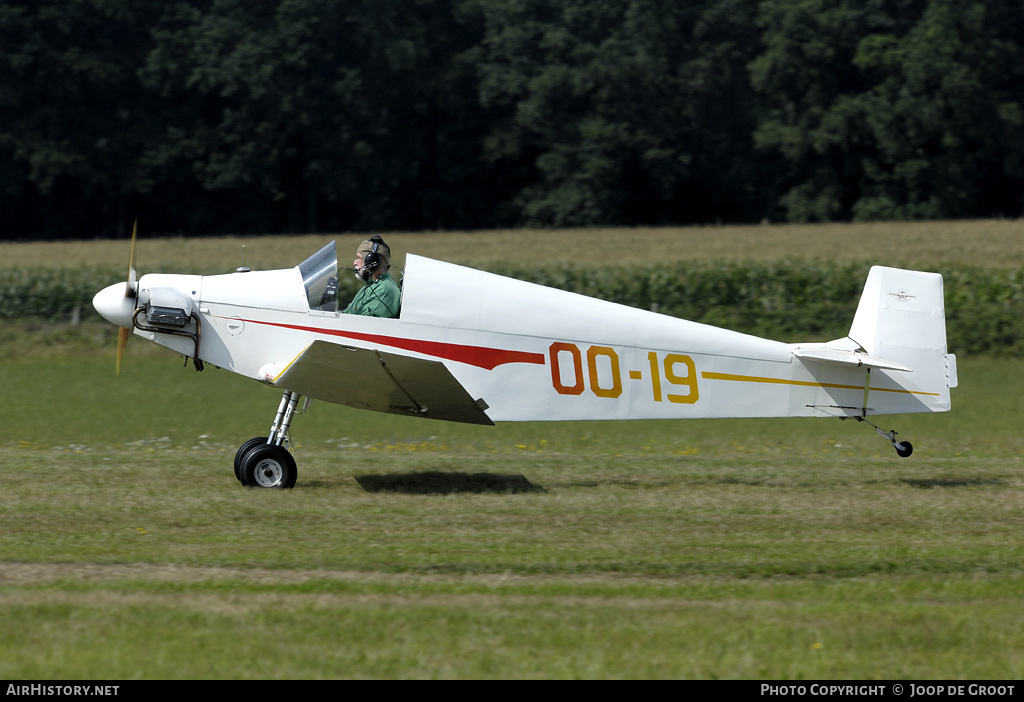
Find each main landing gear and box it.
[235,390,305,488]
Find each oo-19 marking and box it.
[548,342,699,404]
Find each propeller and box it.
[116,220,139,376]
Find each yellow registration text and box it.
[548,342,698,404]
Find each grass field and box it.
[1,356,1023,678]
[3,219,1024,272]
[1,222,1022,679]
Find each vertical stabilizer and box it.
[850,267,946,361]
[847,266,955,411]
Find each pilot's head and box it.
[354,236,391,281]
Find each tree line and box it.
[2,0,1022,240]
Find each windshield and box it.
[298,240,339,311]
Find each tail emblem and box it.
[888,288,917,302]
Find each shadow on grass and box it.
[354,471,546,495]
[901,478,1008,488]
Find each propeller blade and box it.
[117,220,137,376]
[116,326,129,376]
[126,219,138,299]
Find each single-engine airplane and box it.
[93,227,957,488]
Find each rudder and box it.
[848,266,956,412]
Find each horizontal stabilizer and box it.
[792,346,912,372]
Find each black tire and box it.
[234,437,269,481]
[895,441,913,458]
[238,444,297,489]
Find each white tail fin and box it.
[846,266,956,413]
[850,267,945,361]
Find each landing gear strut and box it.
[857,416,913,457]
[235,390,305,488]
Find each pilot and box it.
[343,235,401,318]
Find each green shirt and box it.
[343,272,401,318]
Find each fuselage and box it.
[94,245,952,424]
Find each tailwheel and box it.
[857,417,914,458]
[238,443,297,489]
[894,440,913,458]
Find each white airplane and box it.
[93,228,957,488]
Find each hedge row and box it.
[3,263,1021,356]
[490,262,1024,356]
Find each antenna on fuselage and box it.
[237,244,250,273]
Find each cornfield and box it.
[4,262,1021,356]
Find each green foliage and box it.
[2,1,1024,235]
[752,0,1024,222]
[0,266,121,321]
[0,0,167,234]
[476,0,765,225]
[943,267,1024,356]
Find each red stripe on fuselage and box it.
[237,319,546,371]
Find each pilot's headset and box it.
[360,235,390,282]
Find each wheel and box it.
[895,441,913,458]
[238,444,297,489]
[238,444,297,488]
[234,437,268,481]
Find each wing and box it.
[271,340,494,425]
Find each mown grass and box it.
[1,354,1023,678]
[2,573,1021,679]
[3,219,1024,272]
[2,437,1023,679]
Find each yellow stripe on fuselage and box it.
[700,372,940,397]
